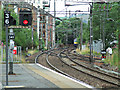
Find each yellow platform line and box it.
[4,86,25,88]
[25,64,72,88]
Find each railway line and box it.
[35,48,120,88]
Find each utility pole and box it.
[66,8,67,18]
[89,3,93,64]
[37,6,40,50]
[52,0,56,48]
[69,10,71,18]
[32,27,33,49]
[103,5,106,50]
[40,10,43,50]
[57,27,59,47]
[31,3,33,50]
[99,4,102,40]
[45,15,48,49]
[107,3,109,18]
[80,18,83,51]
[118,1,120,67]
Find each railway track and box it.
[35,48,120,88]
[59,49,120,87]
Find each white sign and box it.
[4,11,10,26]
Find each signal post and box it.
[4,2,33,85]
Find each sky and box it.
[49,0,90,17]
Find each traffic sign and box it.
[13,46,17,54]
[4,11,10,26]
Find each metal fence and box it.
[1,46,22,63]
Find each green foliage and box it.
[92,2,119,48]
[1,9,39,50]
[56,17,88,44]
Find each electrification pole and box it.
[89,3,94,64]
[52,0,56,48]
[103,5,106,50]
[37,6,40,50]
[118,1,120,68]
[40,10,43,50]
[80,18,83,51]
[46,15,48,49]
[32,3,33,50]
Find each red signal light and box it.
[23,20,28,25]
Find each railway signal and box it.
[19,10,32,26]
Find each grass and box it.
[76,47,119,70]
[102,48,119,70]
[76,47,101,56]
[27,49,39,55]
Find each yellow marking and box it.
[4,86,25,88]
[25,65,73,88]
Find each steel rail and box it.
[60,50,120,87]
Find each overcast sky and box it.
[49,0,90,17]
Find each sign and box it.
[8,35,15,39]
[13,46,17,54]
[8,33,15,39]
[4,11,10,26]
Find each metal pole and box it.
[107,3,109,18]
[5,25,8,85]
[118,1,120,68]
[69,10,70,18]
[89,3,93,64]
[32,27,33,50]
[40,10,43,50]
[99,5,102,40]
[80,18,83,51]
[52,0,56,48]
[57,28,59,47]
[32,3,33,50]
[46,15,48,49]
[37,6,40,50]
[66,8,67,18]
[103,5,106,50]
[9,28,14,74]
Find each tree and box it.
[56,17,88,45]
[92,2,119,49]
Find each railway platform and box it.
[0,64,94,89]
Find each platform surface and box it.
[0,64,94,89]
